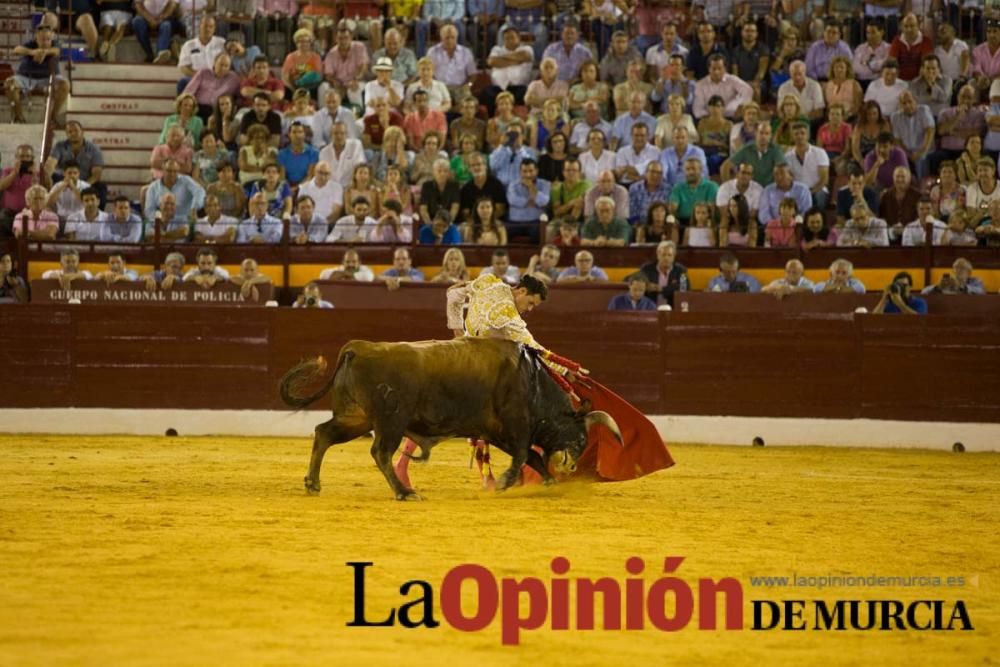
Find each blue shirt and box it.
[489,145,536,187]
[651,78,696,113]
[277,143,319,186]
[611,111,657,147]
[418,223,462,244]
[659,144,708,186]
[237,214,283,243]
[99,215,143,243]
[608,294,657,311]
[507,178,551,222]
[542,41,593,81]
[707,272,762,293]
[249,181,293,218]
[757,182,813,225]
[558,266,609,281]
[422,0,465,20]
[381,267,426,281]
[290,214,329,243]
[813,278,866,294]
[884,296,928,314]
[628,179,672,224]
[143,175,206,222]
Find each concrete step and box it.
[0,103,46,124]
[70,61,183,83]
[71,79,176,97]
[86,128,162,151]
[97,148,154,167]
[103,165,152,184]
[0,121,43,161]
[69,94,178,115]
[68,110,169,131]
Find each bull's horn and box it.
[585,411,623,445]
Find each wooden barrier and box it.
[1,305,997,422]
[29,279,273,305]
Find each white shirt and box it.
[613,143,660,183]
[715,178,763,212]
[319,264,375,281]
[777,78,825,116]
[43,268,94,279]
[178,35,226,73]
[784,144,830,191]
[965,179,1000,209]
[138,0,172,16]
[488,45,534,89]
[645,42,688,73]
[182,266,230,280]
[298,178,345,221]
[318,139,367,188]
[195,215,239,239]
[64,210,107,241]
[312,107,362,148]
[579,149,617,183]
[935,39,969,81]
[51,178,90,220]
[902,218,947,246]
[326,214,377,242]
[363,79,404,113]
[864,78,909,117]
[404,79,452,112]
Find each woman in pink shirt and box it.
[817,103,853,177]
[823,56,863,119]
[765,197,800,248]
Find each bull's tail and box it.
[278,350,354,410]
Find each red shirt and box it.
[889,34,933,82]
[817,121,852,155]
[363,111,404,147]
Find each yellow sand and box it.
[0,435,996,666]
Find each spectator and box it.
[686,21,728,81]
[645,22,688,76]
[240,55,286,109]
[547,159,589,235]
[600,31,643,87]
[706,253,761,293]
[46,161,88,222]
[327,196,376,243]
[460,155,507,223]
[637,240,688,306]
[611,91,656,152]
[426,24,477,106]
[838,202,889,247]
[419,159,460,224]
[650,55,695,118]
[537,132,569,184]
[628,161,671,226]
[543,21,591,83]
[863,132,908,192]
[806,22,853,81]
[940,210,979,246]
[785,121,830,210]
[717,162,762,228]
[208,163,246,218]
[582,195,629,247]
[654,92,697,151]
[525,244,562,285]
[464,197,506,245]
[5,26,69,124]
[612,59,654,120]
[874,271,927,314]
[364,58,405,114]
[299,161,344,226]
[177,14,225,93]
[764,197,800,248]
[142,252,185,290]
[955,136,986,187]
[285,194,330,244]
[281,29,323,97]
[95,196,140,244]
[248,163,293,218]
[45,122,105,205]
[489,121,536,188]
[431,247,470,284]
[0,252,28,303]
[557,250,609,283]
[525,58,569,115]
[757,163,812,226]
[908,55,951,119]
[890,91,935,182]
[483,28,534,115]
[42,248,93,288]
[132,0,176,63]
[777,61,825,123]
[161,93,205,150]
[313,91,362,148]
[763,259,815,298]
[194,194,238,243]
[237,192,283,243]
[527,99,567,154]
[228,258,271,302]
[191,132,231,188]
[370,28,417,87]
[506,159,550,244]
[579,129,617,184]
[614,123,660,189]
[660,126,708,187]
[683,202,716,247]
[449,98,487,154]
[836,166,879,225]
[321,248,376,282]
[608,274,657,311]
[818,104,854,178]
[921,258,986,295]
[151,126,195,180]
[801,207,837,249]
[719,193,757,248]
[964,157,1000,212]
[94,252,139,284]
[902,197,948,247]
[13,185,58,241]
[294,281,334,308]
[64,187,106,241]
[479,248,521,285]
[880,167,922,243]
[852,21,889,87]
[889,14,932,82]
[814,258,866,293]
[850,100,891,168]
[414,1,466,58]
[239,94,283,146]
[693,54,752,121]
[403,90,447,151]
[863,58,908,117]
[730,21,768,103]
[320,24,369,109]
[934,22,969,84]
[381,247,425,289]
[696,96,732,175]
[722,122,784,187]
[278,122,319,188]
[584,170,630,220]
[503,0,548,62]
[975,199,1000,247]
[404,57,452,114]
[933,85,988,172]
[226,36,260,78]
[553,219,582,247]
[365,199,410,243]
[152,192,190,241]
[318,122,367,188]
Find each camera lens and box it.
[306,296,317,306]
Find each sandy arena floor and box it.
[0,434,997,666]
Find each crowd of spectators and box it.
[2,2,1000,306]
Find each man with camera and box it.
[488,120,536,188]
[921,258,987,295]
[874,272,928,314]
[293,281,334,309]
[0,144,44,238]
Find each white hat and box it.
[374,57,393,71]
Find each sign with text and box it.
[30,279,272,306]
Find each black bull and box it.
[278,337,622,500]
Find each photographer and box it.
[293,281,333,309]
[0,252,28,304]
[487,120,536,188]
[874,272,928,315]
[921,258,987,295]
[0,145,42,238]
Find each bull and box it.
[278,337,622,500]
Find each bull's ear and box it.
[575,399,592,417]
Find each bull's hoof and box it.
[395,490,423,501]
[304,477,321,495]
[496,471,518,492]
[542,477,557,487]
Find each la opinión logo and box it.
[346,558,973,644]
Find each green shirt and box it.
[729,142,787,187]
[669,179,720,221]
[551,178,591,221]
[581,216,631,243]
